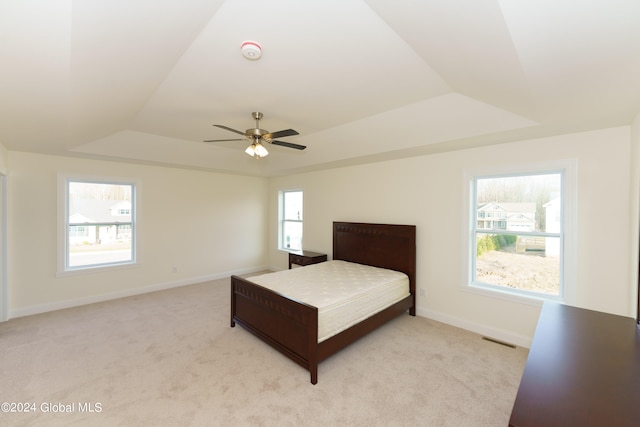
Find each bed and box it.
[230,222,416,384]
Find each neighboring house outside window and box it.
[279,190,303,251]
[61,179,136,272]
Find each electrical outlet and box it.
[172,266,177,273]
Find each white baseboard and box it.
[416,307,533,349]
[8,266,268,320]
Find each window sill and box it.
[56,261,138,277]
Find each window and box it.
[469,171,566,299]
[70,225,89,237]
[279,190,303,251]
[62,179,136,272]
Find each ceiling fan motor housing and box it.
[247,112,268,139]
[247,128,270,140]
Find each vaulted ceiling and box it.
[2,1,639,176]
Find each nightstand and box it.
[288,250,327,269]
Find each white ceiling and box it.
[2,0,639,177]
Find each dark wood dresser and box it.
[509,302,640,427]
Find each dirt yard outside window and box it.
[475,244,560,295]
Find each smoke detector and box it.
[241,40,262,60]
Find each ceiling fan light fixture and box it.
[245,141,268,158]
[254,142,269,157]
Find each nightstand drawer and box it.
[288,251,327,269]
[290,254,306,266]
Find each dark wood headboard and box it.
[332,222,416,296]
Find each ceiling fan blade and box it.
[265,129,299,139]
[271,140,306,150]
[203,138,244,143]
[213,125,246,136]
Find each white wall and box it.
[631,112,640,317]
[268,126,635,346]
[0,144,7,174]
[0,144,6,322]
[8,152,268,317]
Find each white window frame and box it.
[57,174,140,275]
[462,160,577,305]
[278,189,303,251]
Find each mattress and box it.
[248,260,410,342]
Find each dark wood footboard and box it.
[230,274,321,383]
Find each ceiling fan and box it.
[204,112,305,158]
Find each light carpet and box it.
[0,276,528,426]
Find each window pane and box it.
[283,191,302,220]
[283,221,302,250]
[477,174,561,232]
[475,234,560,295]
[473,172,562,297]
[68,182,133,268]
